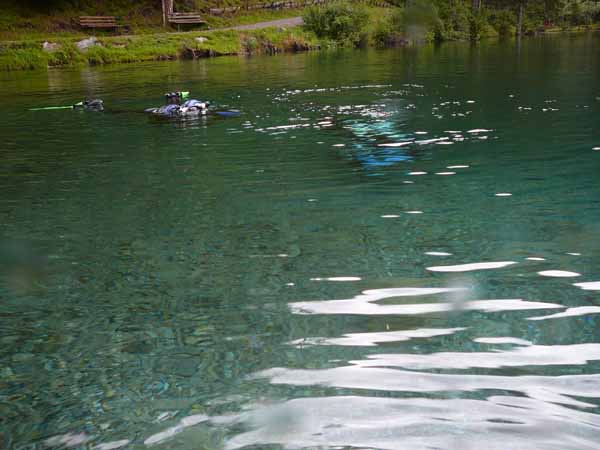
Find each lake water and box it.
[1,33,600,450]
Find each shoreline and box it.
[1,22,598,73]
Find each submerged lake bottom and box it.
[1,33,600,450]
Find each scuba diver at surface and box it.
[144,91,241,118]
[144,91,210,117]
[29,91,240,118]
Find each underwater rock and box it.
[156,357,199,377]
[0,367,14,377]
[182,46,222,59]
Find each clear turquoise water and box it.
[1,33,600,450]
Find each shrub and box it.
[488,8,516,37]
[402,0,440,41]
[433,0,469,40]
[244,36,259,53]
[562,0,600,25]
[303,2,369,46]
[469,10,487,40]
[582,1,600,23]
[372,8,406,46]
[468,9,498,40]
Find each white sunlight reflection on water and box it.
[254,366,600,408]
[527,306,600,321]
[288,327,466,347]
[538,270,581,277]
[289,286,562,316]
[354,343,600,369]
[427,261,517,272]
[574,281,600,290]
[222,396,600,450]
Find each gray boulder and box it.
[76,37,99,51]
[42,41,61,52]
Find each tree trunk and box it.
[162,0,174,27]
[517,1,524,37]
[472,0,480,12]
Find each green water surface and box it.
[1,34,600,450]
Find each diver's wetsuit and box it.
[144,99,209,117]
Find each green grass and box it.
[0,26,322,71]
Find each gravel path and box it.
[214,17,304,31]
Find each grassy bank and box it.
[0,3,395,72]
[0,0,335,71]
[0,26,325,71]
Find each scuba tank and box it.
[164,91,190,103]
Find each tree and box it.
[490,0,529,36]
[517,0,525,36]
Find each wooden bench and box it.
[168,12,207,29]
[78,16,119,30]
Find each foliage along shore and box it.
[1,0,599,72]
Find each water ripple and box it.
[427,261,517,272]
[224,396,600,450]
[289,288,563,316]
[289,327,466,347]
[353,343,600,370]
